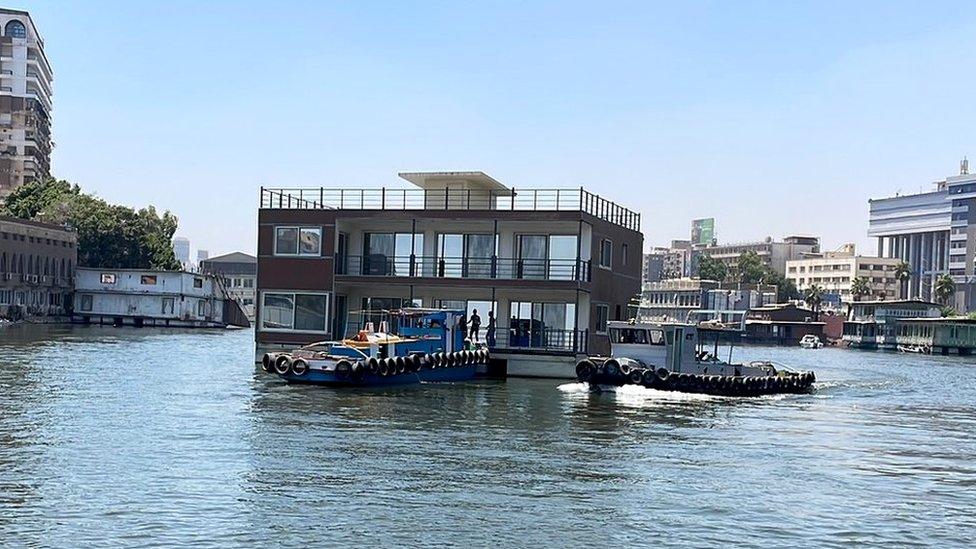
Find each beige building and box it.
[0,8,53,198]
[786,244,901,303]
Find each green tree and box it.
[762,268,800,302]
[735,251,766,284]
[1,177,181,270]
[697,253,728,281]
[894,261,911,297]
[850,276,872,301]
[934,273,956,306]
[804,284,825,321]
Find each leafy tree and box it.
[894,261,911,298]
[850,276,872,301]
[1,177,181,270]
[940,306,958,318]
[762,268,800,302]
[736,251,766,284]
[934,273,956,306]
[804,284,825,321]
[697,253,728,281]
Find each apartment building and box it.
[0,8,52,198]
[0,216,75,318]
[701,235,820,276]
[638,278,777,328]
[200,251,256,319]
[786,245,901,303]
[255,171,643,376]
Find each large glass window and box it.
[548,235,578,280]
[261,292,329,332]
[517,235,547,279]
[363,233,422,275]
[509,301,577,350]
[5,20,26,39]
[595,304,609,333]
[275,226,321,256]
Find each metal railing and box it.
[496,327,589,353]
[260,186,640,231]
[336,254,591,282]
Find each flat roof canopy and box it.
[398,171,511,194]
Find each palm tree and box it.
[894,261,912,298]
[850,276,872,301]
[804,284,825,321]
[934,273,956,307]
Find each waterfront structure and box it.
[743,303,826,345]
[200,251,256,319]
[255,171,643,377]
[842,299,941,349]
[72,267,249,328]
[895,317,976,355]
[700,235,820,276]
[638,278,777,328]
[785,244,901,304]
[172,237,190,269]
[0,8,53,198]
[0,216,75,318]
[868,162,976,308]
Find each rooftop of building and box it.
[202,252,256,264]
[0,216,75,234]
[849,298,941,307]
[260,170,641,232]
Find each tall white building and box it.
[0,8,53,198]
[173,236,190,268]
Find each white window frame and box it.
[100,273,116,284]
[595,303,609,334]
[274,226,322,257]
[260,290,331,334]
[599,239,613,269]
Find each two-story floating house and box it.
[255,171,643,378]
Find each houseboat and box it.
[261,308,486,386]
[575,320,816,396]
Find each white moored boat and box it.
[799,334,824,349]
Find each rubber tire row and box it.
[262,349,490,379]
[575,358,816,396]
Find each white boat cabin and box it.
[607,320,777,377]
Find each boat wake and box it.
[557,382,794,403]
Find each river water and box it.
[1,324,974,547]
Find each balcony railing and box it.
[336,254,591,282]
[260,186,640,231]
[497,327,589,354]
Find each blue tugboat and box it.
[261,308,486,386]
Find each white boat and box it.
[575,320,816,396]
[799,334,824,349]
[897,344,929,354]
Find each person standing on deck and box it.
[486,310,496,348]
[458,313,467,346]
[469,309,482,342]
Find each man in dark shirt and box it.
[485,310,496,347]
[469,309,482,342]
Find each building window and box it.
[80,294,93,312]
[595,304,609,334]
[193,278,203,288]
[4,20,26,39]
[599,239,612,269]
[162,297,175,314]
[243,278,253,288]
[622,243,629,266]
[275,226,321,256]
[198,300,207,317]
[100,273,116,284]
[261,292,329,332]
[140,275,158,285]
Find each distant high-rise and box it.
[196,249,209,263]
[0,8,53,199]
[173,237,190,269]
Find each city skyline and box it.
[10,1,976,256]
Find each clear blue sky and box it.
[14,0,976,256]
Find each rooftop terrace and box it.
[259,186,641,232]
